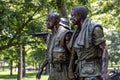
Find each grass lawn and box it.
[0,69,48,80]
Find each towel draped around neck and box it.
[69,18,96,48]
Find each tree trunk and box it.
[56,0,68,18]
[17,45,23,80]
[10,60,13,76]
[22,46,26,77]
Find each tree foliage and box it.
[106,29,120,65]
[0,0,120,69]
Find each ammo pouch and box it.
[52,63,63,72]
[78,60,101,77]
[52,52,66,72]
[52,52,66,63]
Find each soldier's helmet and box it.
[59,18,70,30]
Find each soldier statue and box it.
[68,6,109,80]
[36,12,72,80]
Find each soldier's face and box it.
[70,10,81,25]
[46,17,55,29]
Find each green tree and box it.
[0,0,120,79]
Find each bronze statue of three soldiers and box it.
[36,6,108,80]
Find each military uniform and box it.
[46,26,71,80]
[69,18,105,80]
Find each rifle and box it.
[36,60,48,80]
[31,32,49,41]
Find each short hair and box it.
[71,6,88,19]
[47,12,60,23]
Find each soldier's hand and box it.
[68,69,76,80]
[36,68,43,80]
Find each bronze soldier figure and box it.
[68,6,109,80]
[36,12,72,80]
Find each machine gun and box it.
[31,32,49,41]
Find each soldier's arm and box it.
[65,32,76,80]
[68,53,76,80]
[65,32,72,53]
[93,26,108,80]
[99,42,108,79]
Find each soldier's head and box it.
[70,6,88,25]
[46,12,60,29]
